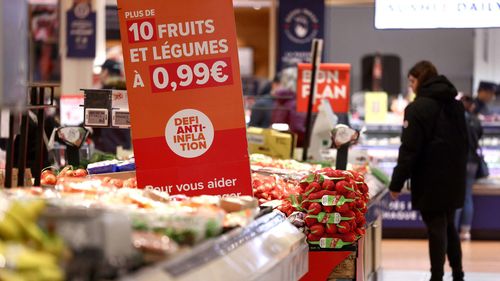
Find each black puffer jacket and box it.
[389,75,468,211]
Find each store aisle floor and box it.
[380,239,500,281]
[377,270,500,281]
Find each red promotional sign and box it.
[297,63,351,113]
[117,0,252,197]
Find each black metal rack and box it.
[4,83,59,188]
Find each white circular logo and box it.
[165,109,214,158]
[284,8,320,44]
[74,3,91,19]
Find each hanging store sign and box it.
[116,0,252,197]
[277,0,324,70]
[66,2,96,58]
[375,0,500,29]
[297,63,351,114]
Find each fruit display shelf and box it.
[123,211,308,281]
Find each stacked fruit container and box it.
[283,168,370,249]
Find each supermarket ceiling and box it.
[233,0,374,7]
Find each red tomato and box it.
[44,174,57,185]
[74,169,88,177]
[129,178,137,188]
[102,177,112,184]
[41,169,54,180]
[270,190,281,200]
[110,179,123,188]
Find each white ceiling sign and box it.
[375,0,500,29]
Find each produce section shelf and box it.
[123,212,308,281]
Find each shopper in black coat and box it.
[389,61,468,281]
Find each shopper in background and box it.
[271,67,306,147]
[473,81,497,116]
[99,59,126,89]
[92,59,132,154]
[389,61,468,281]
[455,96,482,241]
[248,76,280,128]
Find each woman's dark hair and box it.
[408,61,438,89]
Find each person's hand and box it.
[390,191,400,201]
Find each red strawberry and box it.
[346,191,357,199]
[355,228,366,236]
[321,167,334,174]
[356,200,366,209]
[339,232,357,243]
[305,217,317,227]
[305,182,321,195]
[336,203,350,213]
[326,223,337,234]
[356,217,366,227]
[335,181,348,193]
[309,224,325,237]
[323,206,334,213]
[308,203,322,215]
[331,170,345,178]
[299,181,309,190]
[347,201,357,209]
[307,233,321,242]
[322,179,335,191]
[360,183,369,194]
[350,220,357,230]
[302,201,311,210]
[338,221,351,234]
[342,170,355,179]
[340,210,355,219]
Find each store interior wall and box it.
[324,6,474,95]
[474,28,500,94]
[60,0,105,95]
[235,7,270,78]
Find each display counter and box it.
[352,122,500,240]
[124,212,308,281]
[300,173,388,281]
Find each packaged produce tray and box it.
[122,211,308,281]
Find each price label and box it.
[319,238,339,249]
[85,108,108,126]
[149,57,233,93]
[112,110,131,127]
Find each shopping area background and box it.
[1,0,500,281]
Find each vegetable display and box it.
[268,168,370,249]
[251,173,301,206]
[297,168,370,249]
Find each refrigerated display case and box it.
[351,122,500,240]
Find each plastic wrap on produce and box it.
[250,154,321,174]
[123,212,308,281]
